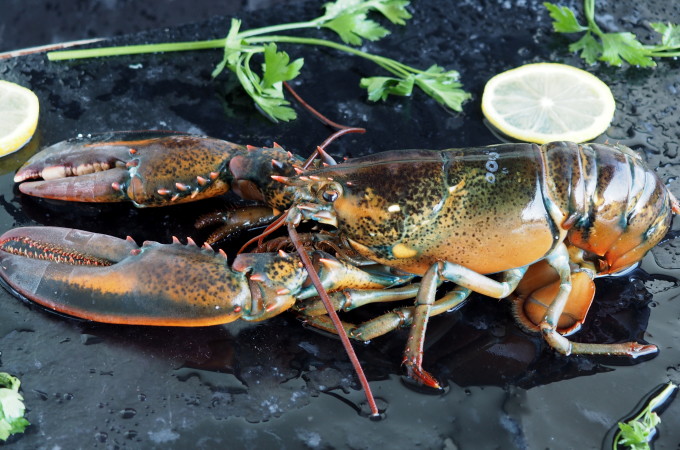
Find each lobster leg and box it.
[302,286,471,341]
[401,264,528,388]
[351,286,471,340]
[538,244,657,357]
[510,259,596,336]
[195,205,279,245]
[295,282,423,316]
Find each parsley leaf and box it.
[324,13,390,45]
[49,0,470,121]
[650,22,680,48]
[599,32,654,67]
[228,44,302,122]
[360,75,415,101]
[544,0,680,67]
[569,32,602,64]
[211,18,244,79]
[617,412,660,450]
[413,65,471,112]
[320,0,412,44]
[359,64,470,111]
[613,383,677,450]
[214,0,468,118]
[544,3,587,33]
[0,372,29,442]
[371,0,412,25]
[261,43,304,90]
[321,0,411,27]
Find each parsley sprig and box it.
[544,0,680,67]
[47,0,470,121]
[613,383,677,450]
[0,372,30,441]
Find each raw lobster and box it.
[1,132,676,414]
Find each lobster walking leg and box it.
[296,283,423,316]
[402,264,528,388]
[195,205,279,245]
[539,244,657,357]
[511,259,596,336]
[349,286,472,341]
[298,285,471,340]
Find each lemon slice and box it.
[0,80,40,156]
[481,63,615,144]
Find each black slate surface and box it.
[1,0,680,448]
[0,0,306,54]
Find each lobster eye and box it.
[322,190,339,202]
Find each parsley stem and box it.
[47,39,227,61]
[236,19,323,39]
[47,34,437,83]
[583,0,604,37]
[245,35,430,79]
[646,50,680,57]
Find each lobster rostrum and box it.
[1,132,678,413]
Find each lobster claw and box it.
[0,226,250,326]
[14,131,244,207]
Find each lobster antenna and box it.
[669,191,680,214]
[301,128,364,170]
[284,81,360,131]
[287,222,380,418]
[283,81,365,170]
[262,85,378,415]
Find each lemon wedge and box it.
[0,80,40,156]
[481,63,615,144]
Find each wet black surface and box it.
[1,0,680,448]
[0,0,306,53]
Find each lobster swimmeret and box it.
[0,132,677,412]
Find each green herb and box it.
[47,0,470,121]
[0,372,30,441]
[617,412,660,450]
[544,0,680,67]
[613,383,677,450]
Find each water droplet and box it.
[120,408,137,419]
[124,430,138,439]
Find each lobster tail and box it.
[542,142,674,275]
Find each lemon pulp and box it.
[481,63,615,144]
[0,80,40,156]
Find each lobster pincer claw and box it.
[14,131,243,207]
[0,226,251,326]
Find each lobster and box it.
[1,131,677,416]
